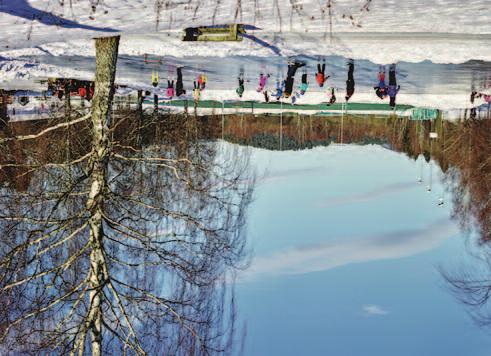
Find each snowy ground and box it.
[1,1,491,111]
[3,32,491,65]
[2,35,491,110]
[1,0,491,50]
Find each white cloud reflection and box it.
[317,181,419,208]
[362,305,389,317]
[240,219,458,282]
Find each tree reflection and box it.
[442,119,491,242]
[435,118,491,330]
[219,113,490,243]
[441,252,491,328]
[0,111,253,355]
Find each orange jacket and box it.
[197,75,207,85]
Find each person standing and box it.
[193,81,201,103]
[167,80,175,98]
[316,61,329,87]
[271,80,284,101]
[176,66,186,97]
[257,73,270,92]
[387,64,401,108]
[197,73,207,90]
[470,91,478,104]
[152,71,159,88]
[236,73,245,98]
[284,61,306,98]
[328,87,336,105]
[299,72,309,95]
[373,66,387,99]
[345,61,355,102]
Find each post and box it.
[341,103,344,145]
[280,101,283,151]
[222,101,225,140]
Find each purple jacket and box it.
[388,85,400,97]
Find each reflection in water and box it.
[217,112,491,339]
[219,113,490,243]
[436,118,491,331]
[0,111,254,354]
[243,218,458,279]
[1,106,491,353]
[442,251,491,329]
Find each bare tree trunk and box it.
[0,90,8,125]
[87,35,120,356]
[153,94,159,120]
[64,80,71,118]
[137,90,144,145]
[137,90,143,118]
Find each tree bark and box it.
[137,90,143,118]
[64,80,71,119]
[153,94,159,119]
[87,35,120,356]
[0,90,8,125]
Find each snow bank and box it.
[0,58,93,82]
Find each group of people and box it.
[469,90,491,118]
[265,61,306,103]
[151,66,206,103]
[47,78,95,101]
[192,73,208,102]
[232,60,400,107]
[148,60,403,107]
[470,91,491,104]
[373,64,400,107]
[238,61,325,105]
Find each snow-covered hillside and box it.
[0,0,490,50]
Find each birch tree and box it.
[0,36,253,355]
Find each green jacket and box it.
[236,85,244,97]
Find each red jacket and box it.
[78,87,87,98]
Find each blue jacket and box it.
[388,85,400,97]
[272,81,285,98]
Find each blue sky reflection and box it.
[236,143,489,356]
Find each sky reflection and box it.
[236,143,489,356]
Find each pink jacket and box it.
[167,87,175,98]
[257,74,269,92]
